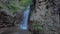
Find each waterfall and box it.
[20,5,30,30]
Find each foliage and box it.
[20,0,32,7]
[32,23,43,30]
[0,0,32,14]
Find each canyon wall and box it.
[30,0,60,34]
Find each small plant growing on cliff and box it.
[32,23,43,30]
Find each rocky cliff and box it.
[30,0,60,34]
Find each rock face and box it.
[30,0,60,34]
[0,11,15,28]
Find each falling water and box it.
[20,5,30,30]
